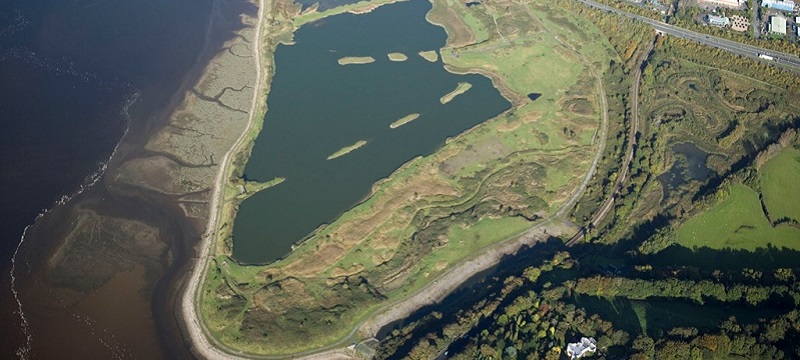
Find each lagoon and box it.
[232,0,510,264]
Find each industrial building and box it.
[701,0,744,8]
[762,0,796,12]
[707,14,731,26]
[770,15,788,34]
[730,15,751,31]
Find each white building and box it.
[708,14,731,26]
[770,15,788,35]
[702,0,744,8]
[762,0,796,12]
[567,337,598,359]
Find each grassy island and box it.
[389,113,420,129]
[388,52,408,61]
[439,82,472,104]
[326,140,367,160]
[337,56,376,65]
[418,50,439,62]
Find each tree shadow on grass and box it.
[644,244,800,271]
[375,237,566,358]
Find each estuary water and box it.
[232,0,510,264]
[0,0,227,357]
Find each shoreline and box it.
[181,0,610,358]
[179,0,268,358]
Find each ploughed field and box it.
[201,0,615,354]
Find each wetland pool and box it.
[232,0,510,264]
[657,142,711,200]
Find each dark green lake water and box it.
[232,0,510,264]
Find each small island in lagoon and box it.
[338,56,376,65]
[439,82,472,104]
[388,52,408,61]
[326,140,368,160]
[389,113,420,129]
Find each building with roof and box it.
[770,15,788,34]
[762,0,796,12]
[707,14,731,26]
[567,337,597,359]
[730,15,751,31]
[700,0,744,8]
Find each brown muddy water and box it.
[0,0,256,358]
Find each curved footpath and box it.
[179,0,266,357]
[179,1,611,359]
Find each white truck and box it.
[758,53,775,61]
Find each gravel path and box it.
[179,0,266,358]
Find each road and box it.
[566,38,654,247]
[752,2,760,39]
[574,0,800,74]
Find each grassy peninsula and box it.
[326,140,367,160]
[439,81,472,104]
[234,177,285,201]
[294,0,410,27]
[389,113,420,129]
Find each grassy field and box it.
[760,147,800,223]
[200,0,618,354]
[675,185,800,251]
[588,29,800,247]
